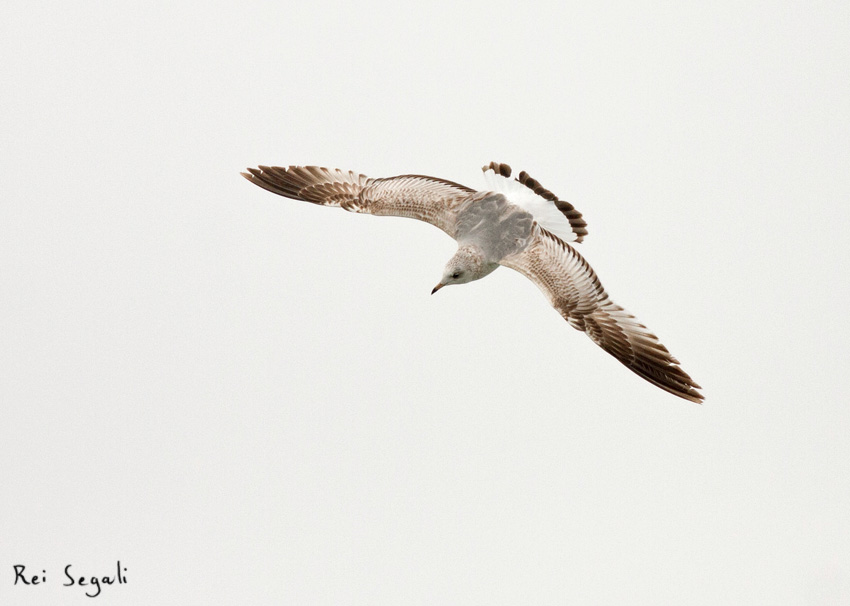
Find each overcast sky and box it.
[2,1,849,604]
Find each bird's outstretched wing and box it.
[501,226,703,403]
[242,165,475,237]
[482,162,588,243]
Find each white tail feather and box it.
[482,169,580,243]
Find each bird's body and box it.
[242,162,703,403]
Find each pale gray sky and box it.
[2,1,849,604]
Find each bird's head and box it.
[432,244,497,294]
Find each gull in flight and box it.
[242,162,703,403]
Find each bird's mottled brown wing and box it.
[242,165,475,237]
[501,226,703,403]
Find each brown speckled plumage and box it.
[501,227,702,403]
[242,163,703,403]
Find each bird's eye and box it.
[452,272,460,279]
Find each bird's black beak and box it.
[431,283,445,295]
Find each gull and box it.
[242,162,703,403]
